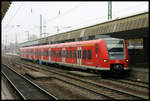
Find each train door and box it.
[41,48,43,61]
[86,46,95,66]
[62,48,65,63]
[49,48,51,63]
[77,46,82,66]
[72,47,77,64]
[82,46,87,66]
[33,48,35,59]
[45,48,49,62]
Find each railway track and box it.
[107,78,148,89]
[2,56,149,100]
[1,64,58,100]
[13,60,148,100]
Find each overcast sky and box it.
[2,1,148,45]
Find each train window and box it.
[53,50,56,57]
[70,50,72,58]
[49,49,51,56]
[43,50,44,56]
[53,51,54,57]
[59,51,62,57]
[78,50,81,59]
[66,51,67,58]
[39,50,41,56]
[28,50,29,55]
[40,50,41,56]
[66,50,68,58]
[57,51,59,57]
[51,51,52,56]
[35,50,37,56]
[88,50,92,59]
[59,51,60,57]
[47,50,48,56]
[53,50,55,57]
[63,50,65,57]
[55,50,56,57]
[96,44,98,54]
[43,51,45,56]
[45,51,46,56]
[82,50,86,59]
[51,51,53,57]
[58,51,59,57]
[73,50,76,58]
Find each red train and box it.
[19,38,129,73]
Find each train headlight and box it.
[104,59,109,63]
[125,59,128,62]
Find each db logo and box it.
[115,60,120,63]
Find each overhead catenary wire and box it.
[47,3,84,22]
[2,2,148,44]
[3,2,23,29]
[66,2,148,31]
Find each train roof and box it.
[20,38,124,49]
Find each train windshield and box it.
[105,39,125,59]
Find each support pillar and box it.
[143,38,149,63]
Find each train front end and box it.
[104,38,129,74]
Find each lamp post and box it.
[15,25,21,54]
[108,1,112,20]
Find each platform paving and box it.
[25,71,51,79]
[1,79,15,100]
[68,71,99,77]
[129,67,149,83]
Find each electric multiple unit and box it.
[19,38,129,73]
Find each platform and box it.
[25,71,51,79]
[1,79,15,100]
[68,71,99,77]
